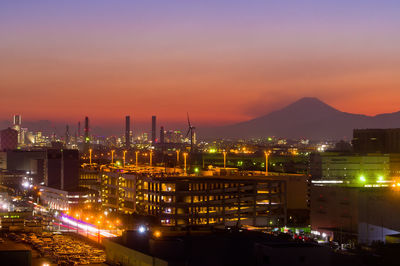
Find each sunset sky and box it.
[1,0,400,132]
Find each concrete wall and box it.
[310,185,359,242]
[311,185,400,245]
[103,238,168,266]
[358,189,400,244]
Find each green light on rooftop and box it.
[359,175,366,182]
[378,176,384,182]
[194,168,199,173]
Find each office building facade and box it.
[101,171,288,228]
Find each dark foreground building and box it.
[104,229,335,266]
[353,128,400,154]
[45,149,79,190]
[0,241,31,266]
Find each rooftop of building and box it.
[107,228,324,264]
[0,241,30,251]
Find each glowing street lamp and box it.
[123,150,127,167]
[89,148,93,165]
[135,151,139,167]
[97,220,101,243]
[223,151,227,168]
[150,150,153,167]
[111,150,115,165]
[183,152,188,175]
[176,150,180,164]
[138,225,146,233]
[264,151,271,176]
[153,230,161,238]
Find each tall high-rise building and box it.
[160,126,165,144]
[12,114,22,144]
[78,121,81,139]
[65,125,70,145]
[13,115,21,127]
[45,149,79,190]
[125,116,131,147]
[151,116,156,144]
[83,117,90,152]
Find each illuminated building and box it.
[101,171,288,228]
[151,115,156,144]
[0,170,33,190]
[139,175,286,227]
[39,186,98,211]
[310,152,391,184]
[164,130,183,143]
[12,114,22,144]
[0,128,18,151]
[79,168,101,192]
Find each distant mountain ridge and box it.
[2,97,400,140]
[200,97,400,140]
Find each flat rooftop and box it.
[0,241,30,251]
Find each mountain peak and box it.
[282,97,338,113]
[291,97,327,106]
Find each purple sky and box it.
[1,0,400,134]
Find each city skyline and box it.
[3,95,400,138]
[1,1,400,126]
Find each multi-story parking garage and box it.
[101,169,289,228]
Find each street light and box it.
[183,152,188,175]
[150,150,153,167]
[135,151,139,167]
[111,150,115,165]
[97,220,101,243]
[223,151,227,169]
[138,225,146,233]
[176,150,180,164]
[89,149,93,165]
[264,151,271,176]
[123,150,127,167]
[153,230,162,238]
